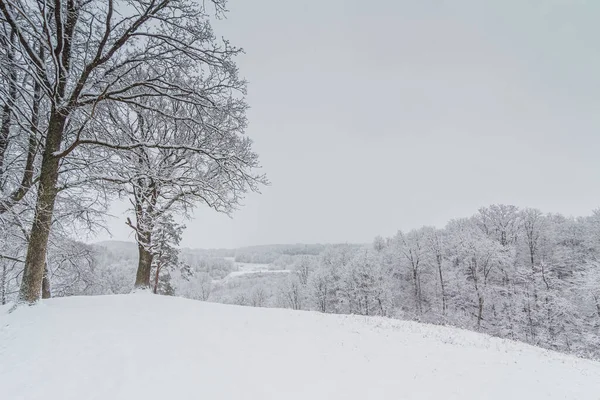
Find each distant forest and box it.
[3,204,599,359]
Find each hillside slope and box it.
[1,294,599,400]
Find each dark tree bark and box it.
[17,111,66,303]
[130,146,158,290]
[435,253,447,315]
[0,47,42,215]
[1,262,6,305]
[153,264,160,294]
[0,29,16,178]
[477,295,484,328]
[134,239,154,289]
[10,0,77,303]
[411,263,422,314]
[41,262,51,299]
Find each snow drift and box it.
[1,294,599,400]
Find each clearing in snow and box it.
[222,261,290,282]
[1,294,599,400]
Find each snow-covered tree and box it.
[392,229,428,315]
[0,0,262,303]
[476,204,521,246]
[98,89,267,290]
[279,274,304,310]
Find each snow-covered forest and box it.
[3,203,600,359]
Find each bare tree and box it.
[0,28,17,175]
[250,286,267,307]
[100,91,267,290]
[281,275,303,310]
[477,204,522,247]
[295,255,314,285]
[45,234,96,297]
[395,229,426,314]
[0,26,44,215]
[424,227,448,315]
[0,0,256,302]
[521,208,546,269]
[196,272,212,301]
[448,221,509,328]
[309,266,330,313]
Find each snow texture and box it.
[1,294,599,400]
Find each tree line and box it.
[2,203,598,358]
[265,205,600,358]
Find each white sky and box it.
[95,0,600,248]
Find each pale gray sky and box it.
[97,0,600,248]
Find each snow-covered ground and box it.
[1,294,600,400]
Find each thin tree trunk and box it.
[378,297,384,316]
[529,249,535,269]
[18,111,66,303]
[412,267,422,314]
[593,295,600,319]
[41,262,51,299]
[541,262,550,291]
[436,255,446,315]
[545,296,554,340]
[526,295,534,340]
[16,66,42,196]
[0,30,16,179]
[1,262,6,305]
[477,295,484,328]
[153,263,160,294]
[0,67,41,215]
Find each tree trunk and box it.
[412,267,422,314]
[529,249,535,269]
[41,262,51,299]
[0,30,16,178]
[153,263,160,294]
[477,295,484,328]
[593,295,600,319]
[134,242,154,289]
[1,262,6,305]
[17,111,66,303]
[526,296,535,340]
[15,70,42,198]
[0,45,43,215]
[0,99,12,174]
[436,255,447,315]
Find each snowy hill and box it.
[1,295,600,400]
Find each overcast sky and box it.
[96,0,600,249]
